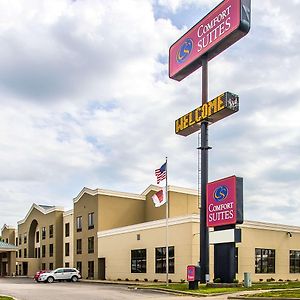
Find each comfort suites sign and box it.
[169,0,251,81]
[206,176,243,227]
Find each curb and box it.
[229,297,300,300]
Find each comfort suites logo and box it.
[213,185,228,202]
[176,38,193,64]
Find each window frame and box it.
[290,250,300,273]
[76,216,82,232]
[155,246,175,274]
[255,248,275,274]
[88,212,95,230]
[131,249,147,273]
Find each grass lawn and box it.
[147,282,300,295]
[246,290,300,298]
[0,296,14,300]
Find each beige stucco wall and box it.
[1,227,16,245]
[237,225,300,282]
[98,219,199,282]
[63,211,73,268]
[17,206,64,276]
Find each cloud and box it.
[0,0,300,228]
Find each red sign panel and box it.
[187,265,196,281]
[169,0,251,81]
[207,175,243,227]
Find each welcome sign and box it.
[206,176,243,227]
[169,0,251,81]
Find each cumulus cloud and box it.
[0,0,300,227]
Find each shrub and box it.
[135,279,139,282]
[117,278,122,281]
[259,279,263,282]
[154,279,158,282]
[180,279,186,283]
[168,279,172,283]
[278,279,283,282]
[233,279,239,283]
[144,278,148,282]
[213,278,221,283]
[125,278,129,281]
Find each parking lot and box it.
[0,277,200,300]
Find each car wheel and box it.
[47,276,54,283]
[71,276,78,282]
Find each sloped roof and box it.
[0,240,18,251]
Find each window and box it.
[16,237,18,246]
[42,227,46,240]
[36,231,39,243]
[18,249,21,258]
[6,238,8,243]
[19,235,22,245]
[42,245,46,257]
[76,216,82,232]
[49,225,53,238]
[76,239,82,254]
[65,223,70,237]
[37,247,40,258]
[42,263,46,270]
[65,262,70,267]
[24,233,27,244]
[76,261,82,273]
[88,212,94,229]
[290,250,300,273]
[255,248,275,273]
[88,261,94,278]
[88,237,94,254]
[49,244,54,257]
[49,263,54,270]
[24,248,27,258]
[131,249,146,273]
[65,242,70,257]
[155,246,175,273]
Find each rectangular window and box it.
[65,242,70,257]
[76,261,82,273]
[42,227,46,240]
[16,237,18,246]
[88,212,94,229]
[49,225,53,238]
[155,246,175,274]
[42,263,46,270]
[37,247,40,258]
[24,233,27,244]
[65,262,70,267]
[18,249,22,258]
[76,239,82,254]
[49,263,53,270]
[65,223,70,237]
[131,249,146,273]
[49,244,54,257]
[88,237,94,254]
[42,245,46,257]
[88,261,94,278]
[76,216,82,232]
[36,231,39,243]
[290,250,300,273]
[24,248,27,258]
[19,235,22,245]
[255,248,275,273]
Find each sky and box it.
[1,0,300,228]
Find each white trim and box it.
[240,220,300,233]
[1,224,15,233]
[142,185,198,196]
[73,187,145,204]
[63,209,73,217]
[97,214,199,238]
[17,204,64,225]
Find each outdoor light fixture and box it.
[287,232,292,237]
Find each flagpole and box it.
[165,156,169,287]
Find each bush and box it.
[259,279,263,282]
[180,279,186,283]
[154,279,158,282]
[117,278,122,281]
[233,279,239,283]
[278,279,283,282]
[144,278,148,282]
[213,278,221,283]
[135,279,139,282]
[168,279,172,283]
[125,278,129,281]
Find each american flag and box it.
[155,162,167,184]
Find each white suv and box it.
[38,268,81,283]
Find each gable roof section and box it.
[142,184,198,196]
[73,187,145,204]
[1,224,15,233]
[17,203,64,225]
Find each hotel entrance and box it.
[0,241,17,276]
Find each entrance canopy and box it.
[0,241,17,252]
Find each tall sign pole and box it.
[200,56,210,282]
[169,0,251,284]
